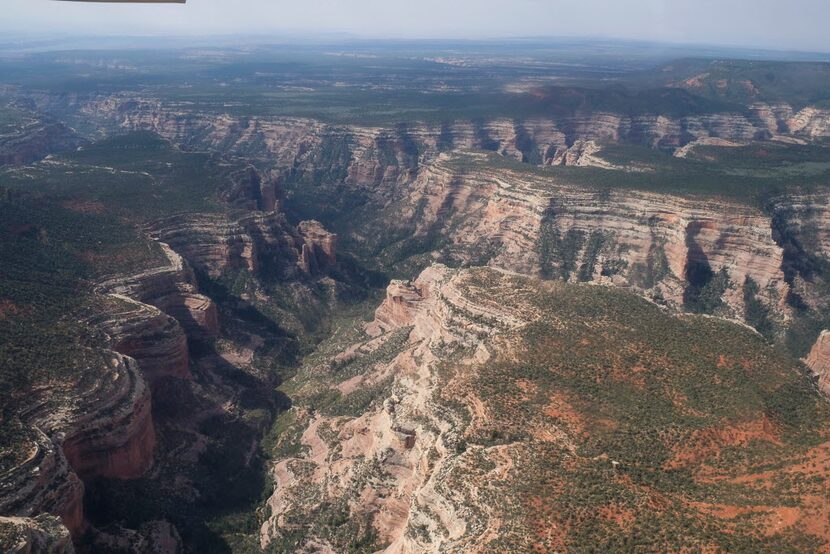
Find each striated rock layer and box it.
[1,353,156,539]
[261,265,533,551]
[145,212,337,280]
[71,97,830,336]
[0,514,75,553]
[0,243,222,542]
[362,154,790,326]
[97,242,219,342]
[261,265,830,551]
[90,297,190,383]
[81,97,830,165]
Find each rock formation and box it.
[260,265,532,550]
[78,96,830,167]
[262,264,830,551]
[345,153,789,327]
[0,514,75,553]
[89,296,190,383]
[0,353,155,539]
[805,331,830,396]
[145,212,337,280]
[97,243,219,341]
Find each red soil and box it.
[62,200,107,214]
[666,416,781,470]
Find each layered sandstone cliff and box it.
[0,353,156,538]
[263,263,830,551]
[364,154,789,327]
[0,514,75,553]
[260,265,533,551]
[0,242,230,541]
[0,429,85,540]
[79,96,830,168]
[89,297,190,383]
[97,243,219,341]
[145,212,337,280]
[67,96,830,337]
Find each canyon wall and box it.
[0,241,225,541]
[74,95,830,345]
[76,94,830,339]
[145,212,337,280]
[1,353,156,539]
[353,154,791,327]
[0,514,75,553]
[79,97,830,166]
[261,265,534,551]
[805,331,830,396]
[89,297,190,384]
[97,243,219,342]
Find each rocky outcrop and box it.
[260,265,531,550]
[78,97,830,169]
[0,514,75,553]
[1,353,155,538]
[297,220,337,274]
[98,243,219,341]
[44,354,156,482]
[221,165,282,212]
[786,106,830,139]
[366,154,789,326]
[89,297,190,383]
[805,331,830,396]
[0,429,85,539]
[263,264,830,551]
[146,212,337,280]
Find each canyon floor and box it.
[2,40,830,553]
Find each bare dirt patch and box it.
[62,199,107,214]
[666,416,781,469]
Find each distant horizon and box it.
[5,0,830,54]
[2,33,830,62]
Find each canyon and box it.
[79,96,830,165]
[61,95,830,350]
[3,45,830,552]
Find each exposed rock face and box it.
[0,430,85,539]
[90,297,190,383]
[262,265,830,551]
[98,243,219,341]
[146,212,337,279]
[79,97,830,167]
[297,220,337,275]
[1,353,155,538]
[362,154,788,326]
[805,331,830,396]
[221,165,283,212]
[261,265,532,550]
[0,514,75,553]
[68,97,830,336]
[769,191,830,277]
[43,354,156,483]
[787,106,830,139]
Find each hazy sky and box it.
[4,0,830,52]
